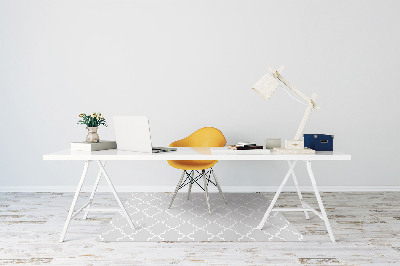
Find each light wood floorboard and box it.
[0,192,399,265]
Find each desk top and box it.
[43,147,351,161]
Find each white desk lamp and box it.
[252,66,320,154]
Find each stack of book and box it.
[227,142,263,150]
[70,140,117,151]
[211,142,270,155]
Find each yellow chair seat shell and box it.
[167,160,218,171]
[167,127,226,171]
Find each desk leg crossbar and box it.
[256,160,335,242]
[59,160,136,242]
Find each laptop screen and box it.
[113,116,153,153]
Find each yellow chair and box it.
[168,127,227,214]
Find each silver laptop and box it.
[113,116,176,153]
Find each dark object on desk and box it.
[152,147,177,153]
[237,142,256,147]
[227,145,263,150]
[304,134,334,151]
[236,146,263,150]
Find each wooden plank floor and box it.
[0,192,399,265]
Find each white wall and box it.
[1,0,399,190]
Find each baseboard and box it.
[1,186,400,193]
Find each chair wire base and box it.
[179,169,216,191]
[169,168,227,214]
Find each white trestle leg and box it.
[257,159,336,242]
[59,160,138,242]
[59,160,89,242]
[288,160,310,220]
[96,160,136,230]
[257,160,297,230]
[306,160,336,242]
[83,161,106,219]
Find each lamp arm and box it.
[272,72,320,111]
[294,93,318,140]
[265,66,321,141]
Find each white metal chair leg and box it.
[306,160,336,242]
[257,160,297,230]
[97,160,136,230]
[83,161,106,219]
[211,169,227,204]
[203,170,211,214]
[288,160,309,220]
[188,171,193,200]
[169,170,186,209]
[59,160,89,242]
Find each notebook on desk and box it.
[113,116,176,153]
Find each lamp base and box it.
[273,147,315,154]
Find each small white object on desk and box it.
[265,138,281,149]
[211,147,270,155]
[273,147,315,154]
[285,140,305,150]
[274,140,315,154]
[71,140,117,151]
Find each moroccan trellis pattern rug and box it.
[97,192,304,242]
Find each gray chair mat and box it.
[96,192,304,242]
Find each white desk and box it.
[43,148,351,242]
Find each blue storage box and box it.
[303,134,334,151]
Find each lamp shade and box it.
[251,73,280,100]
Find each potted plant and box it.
[77,112,107,143]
